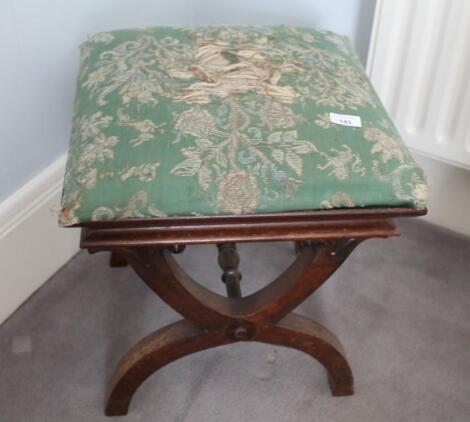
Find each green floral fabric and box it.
[60,25,427,226]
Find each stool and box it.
[60,26,427,416]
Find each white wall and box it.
[0,0,376,202]
[413,153,470,237]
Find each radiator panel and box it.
[367,0,470,169]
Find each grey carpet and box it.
[1,220,470,421]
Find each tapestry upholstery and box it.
[60,26,427,226]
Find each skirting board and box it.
[0,155,80,325]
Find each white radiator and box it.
[367,0,470,169]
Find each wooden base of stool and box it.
[101,241,357,416]
[78,207,425,416]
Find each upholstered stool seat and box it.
[59,26,426,226]
[60,26,427,417]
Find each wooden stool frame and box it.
[78,207,425,416]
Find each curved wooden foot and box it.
[256,313,353,396]
[106,312,353,416]
[105,320,235,416]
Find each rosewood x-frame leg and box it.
[91,239,360,416]
[79,208,424,416]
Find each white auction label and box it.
[329,112,362,127]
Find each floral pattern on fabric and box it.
[60,25,427,225]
